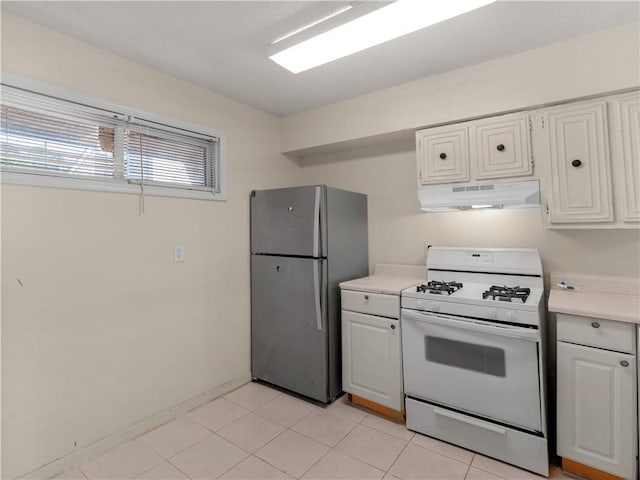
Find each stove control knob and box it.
[507,310,516,321]
[487,309,497,319]
[431,303,440,312]
[416,300,424,309]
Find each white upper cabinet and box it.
[471,112,533,180]
[416,124,469,185]
[415,89,639,228]
[539,100,614,224]
[612,92,640,223]
[417,112,533,186]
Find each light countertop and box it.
[340,264,426,296]
[548,272,640,325]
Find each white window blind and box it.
[124,127,215,190]
[0,84,221,196]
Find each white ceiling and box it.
[2,1,638,117]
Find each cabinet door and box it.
[471,112,533,180]
[341,310,403,410]
[557,342,636,479]
[542,101,613,223]
[612,92,640,223]
[416,125,469,185]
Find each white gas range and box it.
[401,247,548,476]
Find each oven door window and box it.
[426,336,506,377]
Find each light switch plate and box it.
[173,244,185,263]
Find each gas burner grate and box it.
[417,281,463,295]
[482,285,531,303]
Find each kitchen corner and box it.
[549,272,640,480]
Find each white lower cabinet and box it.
[341,292,403,411]
[556,315,638,479]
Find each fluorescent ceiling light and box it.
[470,204,494,209]
[271,5,353,45]
[270,0,495,73]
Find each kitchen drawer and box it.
[557,313,636,353]
[341,290,400,319]
[405,398,548,476]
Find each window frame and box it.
[0,73,227,201]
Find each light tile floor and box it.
[53,382,579,480]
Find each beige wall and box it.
[286,21,640,278]
[1,13,299,479]
[282,21,640,153]
[294,147,640,279]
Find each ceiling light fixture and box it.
[269,0,495,73]
[271,5,354,45]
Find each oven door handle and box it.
[401,309,539,341]
[433,408,507,435]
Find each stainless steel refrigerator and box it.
[250,185,368,404]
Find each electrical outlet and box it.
[173,244,185,263]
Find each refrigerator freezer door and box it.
[251,186,324,257]
[251,255,329,402]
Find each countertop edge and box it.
[548,289,640,325]
[339,274,425,296]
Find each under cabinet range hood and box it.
[418,180,541,212]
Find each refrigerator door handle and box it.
[313,260,322,331]
[313,186,321,258]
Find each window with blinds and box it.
[0,84,221,196]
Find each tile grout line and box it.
[278,406,332,479]
[462,453,476,480]
[127,441,165,480]
[470,461,528,480]
[187,403,253,435]
[163,459,193,480]
[137,400,254,479]
[246,427,297,476]
[138,426,214,465]
[328,423,411,475]
[209,439,252,480]
[245,452,294,480]
[292,411,363,479]
[360,421,416,443]
[410,435,478,466]
[214,387,320,479]
[383,431,414,477]
[198,387,285,480]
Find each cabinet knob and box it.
[390,324,396,330]
[620,360,629,367]
[591,321,600,328]
[364,295,369,300]
[571,159,582,168]
[496,144,505,151]
[439,152,447,160]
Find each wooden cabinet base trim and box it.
[561,458,626,480]
[348,393,405,422]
